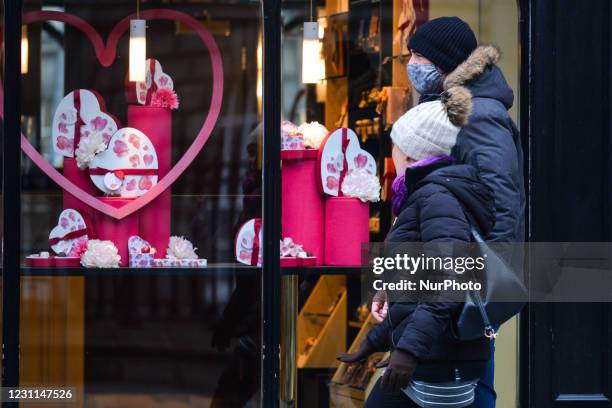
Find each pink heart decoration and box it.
[2,9,223,219]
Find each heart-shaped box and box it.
[127,58,175,105]
[235,218,262,267]
[52,89,119,160]
[48,209,90,257]
[318,128,377,196]
[13,9,223,220]
[128,235,155,268]
[89,128,159,197]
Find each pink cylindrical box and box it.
[324,197,369,266]
[63,157,98,212]
[128,105,171,256]
[95,197,139,267]
[281,149,325,265]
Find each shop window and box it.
[279,1,519,407]
[16,1,264,406]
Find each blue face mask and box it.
[407,63,443,95]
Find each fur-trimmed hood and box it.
[443,45,514,109]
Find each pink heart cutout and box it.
[2,9,223,219]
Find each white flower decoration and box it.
[75,132,108,170]
[80,240,121,268]
[166,236,198,260]
[280,237,307,257]
[297,121,329,149]
[341,169,381,203]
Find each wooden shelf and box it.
[21,263,260,276]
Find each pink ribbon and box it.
[337,128,350,196]
[48,227,89,246]
[73,89,84,149]
[145,59,158,105]
[251,219,262,266]
[89,167,158,178]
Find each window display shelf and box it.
[281,266,365,276]
[21,264,261,277]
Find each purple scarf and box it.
[391,155,453,215]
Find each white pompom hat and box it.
[390,86,472,160]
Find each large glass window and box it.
[17,1,263,406]
[279,1,519,406]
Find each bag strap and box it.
[467,219,498,340]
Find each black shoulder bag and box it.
[451,223,527,341]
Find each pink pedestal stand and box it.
[63,157,98,213]
[128,106,171,256]
[95,198,139,266]
[281,149,325,265]
[324,197,369,266]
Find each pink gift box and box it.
[153,258,207,268]
[26,255,55,267]
[95,197,139,266]
[54,256,81,268]
[281,149,325,265]
[25,255,81,268]
[280,256,317,267]
[282,135,304,151]
[324,197,369,266]
[130,253,155,268]
[128,105,171,257]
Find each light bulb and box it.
[302,22,325,84]
[21,25,29,75]
[129,19,146,82]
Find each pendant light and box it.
[129,0,146,82]
[21,25,29,75]
[302,1,325,84]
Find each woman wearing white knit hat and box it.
[337,86,497,408]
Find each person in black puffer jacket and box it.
[337,85,494,408]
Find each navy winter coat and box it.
[367,159,495,381]
[425,45,525,242]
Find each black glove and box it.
[380,349,418,393]
[375,356,390,368]
[336,339,374,363]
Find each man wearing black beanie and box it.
[408,16,478,74]
[369,16,525,408]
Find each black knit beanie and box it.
[408,17,477,73]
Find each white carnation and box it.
[280,237,305,257]
[75,132,107,170]
[341,169,381,202]
[166,236,198,260]
[297,121,328,149]
[80,240,121,268]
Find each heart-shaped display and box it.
[235,218,263,266]
[318,128,376,196]
[128,235,155,267]
[49,209,90,257]
[128,235,152,254]
[52,89,119,159]
[5,9,223,219]
[135,59,175,105]
[89,127,159,197]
